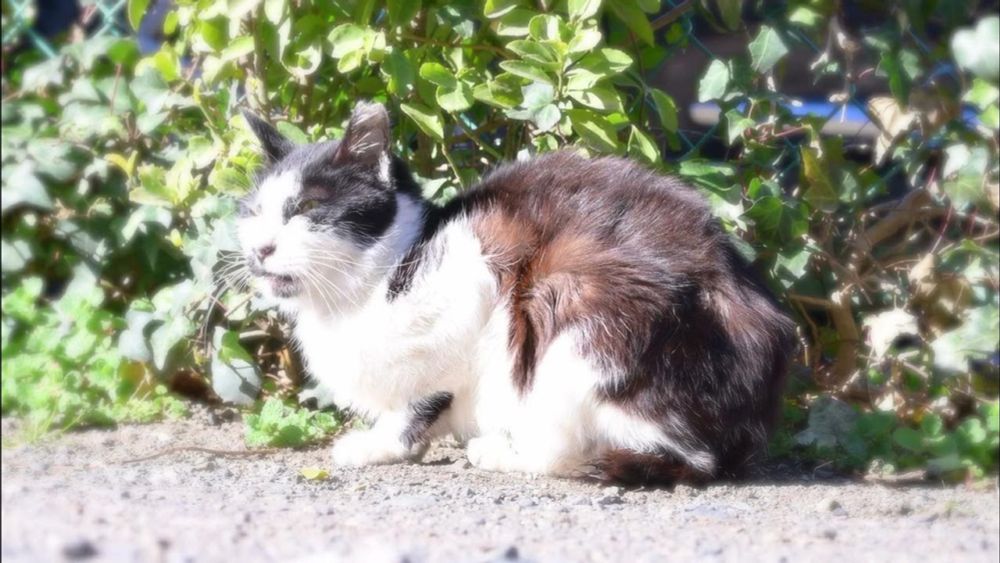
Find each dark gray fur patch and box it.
[401,391,454,449]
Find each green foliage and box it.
[1,276,185,438]
[244,398,341,448]
[787,398,999,480]
[1,1,998,478]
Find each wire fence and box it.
[2,0,128,58]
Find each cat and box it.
[236,102,796,484]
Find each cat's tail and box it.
[591,450,714,487]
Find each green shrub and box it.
[244,397,341,448]
[1,1,997,475]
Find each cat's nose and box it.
[254,243,276,262]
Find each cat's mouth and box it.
[260,272,301,298]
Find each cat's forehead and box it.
[256,169,301,207]
[246,140,340,207]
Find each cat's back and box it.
[457,150,726,276]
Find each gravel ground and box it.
[2,413,998,563]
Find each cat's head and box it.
[236,102,420,309]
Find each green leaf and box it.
[607,0,654,45]
[724,109,753,144]
[698,60,730,102]
[800,147,839,213]
[499,60,554,85]
[528,14,566,42]
[507,40,561,67]
[127,0,150,30]
[567,109,621,153]
[568,0,602,21]
[893,427,925,452]
[964,78,1000,110]
[436,82,474,113]
[789,6,821,27]
[575,48,633,77]
[300,467,330,480]
[275,121,309,144]
[497,8,536,37]
[627,126,659,164]
[650,89,678,132]
[220,36,255,62]
[744,196,808,243]
[951,16,1000,80]
[700,0,743,31]
[328,24,366,58]
[2,162,53,214]
[400,103,445,141]
[419,62,456,88]
[211,327,261,406]
[383,50,414,95]
[387,0,421,27]
[921,414,944,437]
[794,397,858,449]
[485,0,520,18]
[532,105,561,131]
[568,87,623,113]
[941,144,990,208]
[930,304,1000,373]
[568,28,602,54]
[521,82,555,109]
[748,26,789,73]
[264,0,287,23]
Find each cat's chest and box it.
[293,306,379,381]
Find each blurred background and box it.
[1,0,998,479]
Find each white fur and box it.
[238,178,711,475]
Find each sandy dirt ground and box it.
[2,413,998,563]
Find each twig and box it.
[650,0,694,32]
[118,446,280,465]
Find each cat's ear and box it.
[335,102,391,180]
[242,110,293,163]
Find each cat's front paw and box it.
[330,430,409,467]
[466,435,517,473]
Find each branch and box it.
[650,0,694,32]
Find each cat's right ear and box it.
[242,110,293,163]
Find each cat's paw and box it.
[330,430,408,467]
[466,435,517,472]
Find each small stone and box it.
[62,538,98,560]
[673,484,699,497]
[822,529,838,540]
[452,458,473,470]
[816,497,841,512]
[601,485,623,497]
[595,493,623,506]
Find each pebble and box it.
[595,492,624,506]
[62,538,97,560]
[816,497,842,512]
[673,484,699,498]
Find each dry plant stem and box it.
[788,291,861,387]
[851,189,944,270]
[119,446,280,465]
[650,0,694,32]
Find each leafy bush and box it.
[1,1,997,474]
[244,397,341,448]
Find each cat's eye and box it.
[298,199,321,214]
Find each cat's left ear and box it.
[334,102,392,182]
